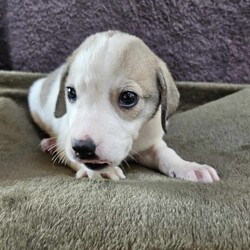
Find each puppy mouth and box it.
[85,162,109,170]
[80,160,111,170]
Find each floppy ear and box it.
[156,60,180,133]
[54,65,69,118]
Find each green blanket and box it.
[0,71,250,249]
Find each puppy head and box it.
[54,31,179,169]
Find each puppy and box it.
[28,31,220,182]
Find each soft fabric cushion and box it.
[0,72,250,249]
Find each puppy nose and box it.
[72,139,97,160]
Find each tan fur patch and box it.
[158,60,180,118]
[40,69,59,107]
[109,39,161,121]
[109,85,144,121]
[134,146,158,169]
[54,66,69,118]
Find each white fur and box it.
[28,31,220,183]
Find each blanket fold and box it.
[0,71,250,249]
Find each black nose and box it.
[72,139,97,160]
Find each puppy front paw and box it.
[76,166,126,181]
[168,162,220,183]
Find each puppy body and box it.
[28,31,219,182]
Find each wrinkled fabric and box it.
[0,71,250,249]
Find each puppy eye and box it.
[66,86,77,103]
[119,91,138,108]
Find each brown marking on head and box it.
[109,83,144,121]
[108,37,179,131]
[51,32,179,134]
[54,65,69,118]
[109,39,161,122]
[156,68,168,133]
[156,60,180,133]
[134,146,158,169]
[40,69,60,107]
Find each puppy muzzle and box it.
[72,138,111,170]
[72,138,97,159]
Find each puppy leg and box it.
[135,140,220,183]
[98,166,126,180]
[70,162,126,181]
[77,166,126,181]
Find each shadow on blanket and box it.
[0,71,250,249]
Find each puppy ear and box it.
[54,65,69,118]
[156,60,180,133]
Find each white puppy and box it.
[28,31,220,182]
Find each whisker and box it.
[47,143,57,149]
[60,153,68,166]
[52,147,68,166]
[46,144,57,152]
[120,163,125,171]
[127,153,137,162]
[62,156,68,166]
[52,149,63,163]
[131,150,143,158]
[123,159,131,169]
[52,154,60,164]
[51,149,59,158]
[130,150,144,160]
[58,155,64,164]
